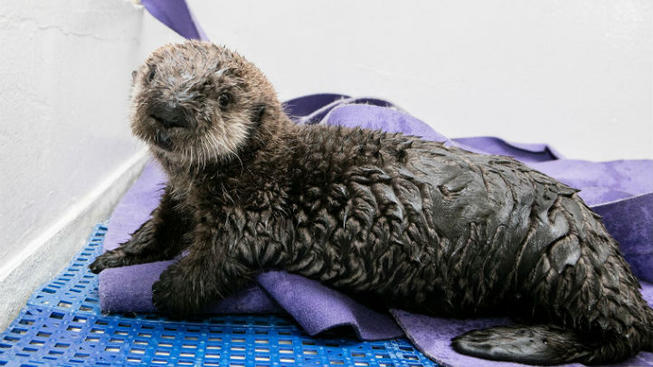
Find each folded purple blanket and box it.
[99,95,653,366]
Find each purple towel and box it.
[99,95,653,367]
[141,0,208,41]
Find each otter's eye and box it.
[218,93,232,109]
[147,67,156,82]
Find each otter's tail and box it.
[454,194,653,365]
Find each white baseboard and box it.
[0,149,150,330]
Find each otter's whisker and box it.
[202,139,209,171]
[189,145,194,165]
[202,136,212,167]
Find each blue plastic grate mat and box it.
[0,225,439,367]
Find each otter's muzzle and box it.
[150,102,190,129]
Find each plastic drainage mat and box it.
[0,225,439,367]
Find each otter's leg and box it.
[151,225,254,317]
[89,187,190,273]
[454,196,653,365]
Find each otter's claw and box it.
[89,249,129,274]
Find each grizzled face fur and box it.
[130,41,281,165]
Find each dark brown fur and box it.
[90,41,653,365]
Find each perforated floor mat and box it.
[0,225,438,367]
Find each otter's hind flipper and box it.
[451,324,588,365]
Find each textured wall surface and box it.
[188,0,652,161]
[0,0,180,277]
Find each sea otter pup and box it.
[90,41,653,365]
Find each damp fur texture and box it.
[90,41,653,365]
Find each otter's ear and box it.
[131,70,138,84]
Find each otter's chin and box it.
[153,129,173,151]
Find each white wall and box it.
[0,0,181,266]
[0,0,181,325]
[188,0,652,161]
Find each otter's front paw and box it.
[89,249,128,274]
[152,266,203,318]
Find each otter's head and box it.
[130,41,283,165]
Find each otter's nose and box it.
[150,102,189,129]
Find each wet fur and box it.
[90,41,653,365]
